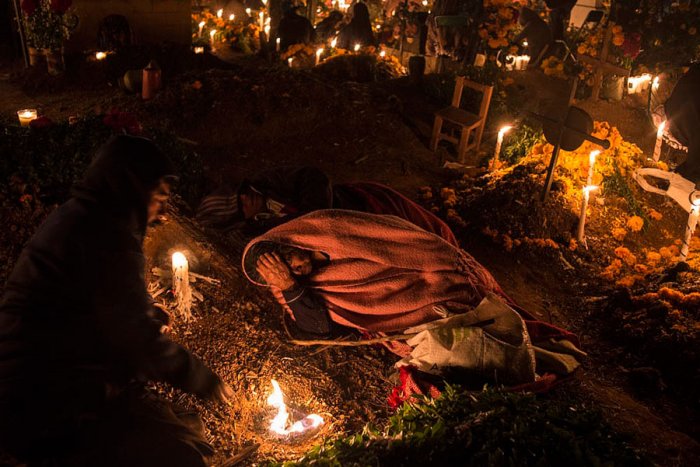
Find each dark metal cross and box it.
[527,79,611,200]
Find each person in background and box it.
[315,10,345,44]
[196,165,459,246]
[664,64,700,186]
[277,1,315,51]
[513,7,552,68]
[337,2,376,50]
[0,135,233,466]
[544,0,577,42]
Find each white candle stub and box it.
[217,9,223,18]
[229,14,235,21]
[172,252,193,321]
[198,21,205,37]
[315,48,324,65]
[577,185,599,243]
[490,125,512,170]
[354,43,361,52]
[95,51,107,60]
[681,196,700,260]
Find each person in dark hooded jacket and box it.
[0,135,233,466]
[337,2,375,50]
[665,64,700,185]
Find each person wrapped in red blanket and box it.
[243,210,580,384]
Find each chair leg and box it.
[474,122,486,154]
[457,127,470,163]
[430,117,443,152]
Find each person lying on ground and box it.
[196,165,458,246]
[242,210,579,362]
[0,135,233,467]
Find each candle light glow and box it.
[17,109,38,127]
[315,47,324,65]
[217,9,223,18]
[95,51,107,60]
[354,43,361,52]
[331,37,337,48]
[229,13,235,21]
[490,125,512,170]
[198,20,205,37]
[653,120,666,161]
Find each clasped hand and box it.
[256,252,296,291]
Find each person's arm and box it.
[281,285,333,335]
[91,246,231,402]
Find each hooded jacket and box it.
[665,64,700,184]
[0,135,220,431]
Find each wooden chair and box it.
[430,76,493,162]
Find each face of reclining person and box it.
[284,249,314,276]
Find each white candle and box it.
[652,75,660,91]
[95,51,107,61]
[209,29,217,51]
[217,9,223,18]
[172,252,193,320]
[246,8,251,16]
[276,37,281,52]
[331,37,337,48]
[577,185,598,243]
[193,46,204,54]
[491,125,512,169]
[264,25,270,37]
[229,13,235,21]
[198,21,205,37]
[653,120,666,161]
[354,43,361,52]
[315,47,324,65]
[288,57,294,67]
[379,50,386,58]
[587,150,600,186]
[681,200,700,260]
[259,11,264,30]
[17,109,37,127]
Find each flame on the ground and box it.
[267,379,324,435]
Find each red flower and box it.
[622,32,641,59]
[21,0,38,15]
[50,0,72,13]
[103,108,142,135]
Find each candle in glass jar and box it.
[17,109,37,127]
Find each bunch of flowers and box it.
[540,55,565,78]
[575,22,639,90]
[478,0,519,56]
[20,0,77,50]
[191,9,261,54]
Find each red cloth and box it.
[334,182,460,248]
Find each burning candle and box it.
[198,21,205,37]
[172,252,193,320]
[379,50,386,58]
[577,185,599,243]
[262,0,268,5]
[354,43,361,52]
[229,13,235,21]
[681,193,700,260]
[330,37,337,48]
[276,37,281,52]
[193,46,204,54]
[652,75,660,91]
[653,120,666,161]
[217,8,223,18]
[287,57,294,67]
[264,25,270,37]
[315,47,324,65]
[17,109,37,127]
[259,11,265,32]
[95,51,107,61]
[587,150,600,186]
[246,8,251,16]
[490,125,512,170]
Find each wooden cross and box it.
[527,79,611,200]
[577,25,631,101]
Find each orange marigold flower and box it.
[616,275,636,288]
[626,216,644,232]
[612,227,627,241]
[646,251,662,265]
[648,209,663,221]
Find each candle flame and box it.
[95,51,107,60]
[267,379,324,436]
[288,57,294,66]
[589,149,600,165]
[265,25,270,35]
[652,76,660,90]
[199,21,205,28]
[172,252,188,268]
[354,43,361,52]
[316,48,324,56]
[210,29,217,38]
[246,8,251,15]
[331,37,338,48]
[217,9,223,18]
[523,40,528,47]
[379,50,386,57]
[583,185,599,194]
[229,14,235,21]
[498,125,512,137]
[656,120,666,138]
